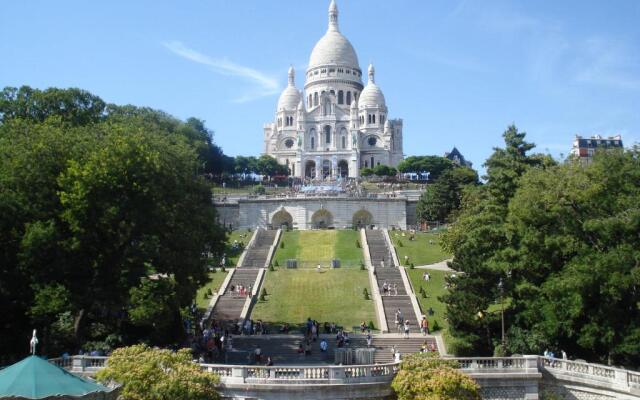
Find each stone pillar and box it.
[315,156,322,180]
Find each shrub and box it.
[221,266,226,272]
[202,292,209,299]
[363,288,370,300]
[368,321,375,330]
[493,344,506,357]
[206,288,213,296]
[360,263,366,271]
[432,320,441,332]
[261,288,268,296]
[397,240,403,247]
[410,263,415,269]
[97,345,220,400]
[391,353,480,400]
[269,264,275,271]
[356,240,361,248]
[280,241,284,249]
[274,260,279,267]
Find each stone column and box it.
[315,156,322,180]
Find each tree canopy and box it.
[397,155,454,180]
[0,86,227,361]
[96,344,220,400]
[416,166,479,222]
[442,125,640,367]
[391,353,481,400]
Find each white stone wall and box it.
[235,198,407,230]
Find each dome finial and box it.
[288,65,295,86]
[328,0,339,32]
[368,63,375,84]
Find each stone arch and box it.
[311,209,333,229]
[338,159,349,178]
[352,209,373,228]
[271,209,293,229]
[305,160,316,178]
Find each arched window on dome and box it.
[314,93,318,107]
[368,114,372,124]
[372,114,376,124]
[346,91,351,105]
[338,90,344,104]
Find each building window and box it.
[338,90,344,104]
[371,156,374,167]
[314,92,318,106]
[308,94,312,107]
[346,91,351,105]
[368,114,371,124]
[342,136,346,149]
[324,126,331,144]
[311,136,315,149]
[372,114,376,124]
[284,138,294,148]
[368,136,377,146]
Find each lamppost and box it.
[498,278,505,349]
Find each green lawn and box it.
[406,268,451,333]
[390,231,450,266]
[272,230,363,268]
[251,267,376,332]
[196,271,229,310]
[224,229,253,267]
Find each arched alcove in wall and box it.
[352,209,373,228]
[271,209,293,229]
[311,209,333,229]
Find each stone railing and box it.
[48,355,108,374]
[199,362,398,385]
[540,356,640,394]
[48,355,640,398]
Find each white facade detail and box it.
[263,0,404,179]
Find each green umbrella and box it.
[0,356,115,399]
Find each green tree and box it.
[416,166,479,222]
[391,353,481,400]
[397,155,454,180]
[372,164,397,177]
[498,149,640,366]
[441,125,551,356]
[96,344,220,400]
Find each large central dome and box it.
[308,0,360,71]
[308,30,359,69]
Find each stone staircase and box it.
[210,229,278,328]
[221,335,436,365]
[365,229,418,331]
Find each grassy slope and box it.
[390,231,450,266]
[253,230,374,330]
[225,229,253,267]
[251,267,376,331]
[273,230,362,268]
[406,269,450,332]
[196,271,229,310]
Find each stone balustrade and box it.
[47,355,640,399]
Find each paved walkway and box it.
[414,258,453,271]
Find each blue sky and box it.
[2,0,639,172]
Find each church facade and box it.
[263,0,403,179]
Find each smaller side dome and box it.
[277,66,301,110]
[359,63,385,108]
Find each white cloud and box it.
[163,40,280,103]
[573,37,640,91]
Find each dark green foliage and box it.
[268,264,275,271]
[416,166,479,223]
[363,288,370,300]
[261,288,268,297]
[398,240,403,247]
[397,155,454,180]
[432,320,441,332]
[368,321,375,330]
[372,164,397,176]
[360,263,366,271]
[356,240,361,248]
[221,266,226,272]
[274,260,279,267]
[361,167,374,176]
[280,241,284,249]
[206,288,213,296]
[0,86,227,360]
[410,263,415,269]
[442,124,640,367]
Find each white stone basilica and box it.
[263,0,403,179]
